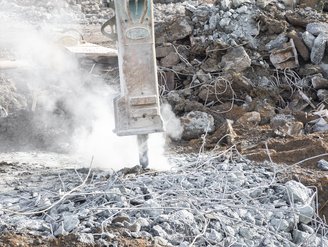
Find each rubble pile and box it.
[152,1,328,159]
[0,153,327,246]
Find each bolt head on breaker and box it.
[112,0,163,136]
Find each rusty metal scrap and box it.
[269,39,299,69]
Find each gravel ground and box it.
[0,150,327,246]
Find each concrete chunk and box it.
[285,180,312,204]
[310,33,327,64]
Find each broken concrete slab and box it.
[181,111,215,140]
[160,52,180,67]
[220,46,251,72]
[166,17,193,42]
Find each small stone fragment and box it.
[220,0,232,10]
[154,236,169,246]
[196,70,212,84]
[270,218,290,232]
[153,225,168,238]
[207,229,224,244]
[293,229,321,245]
[112,215,131,224]
[311,74,328,89]
[126,222,141,233]
[54,224,67,237]
[297,205,314,224]
[320,63,328,78]
[311,118,328,132]
[256,0,271,8]
[318,159,328,171]
[299,64,321,76]
[239,227,255,239]
[285,180,312,204]
[236,111,261,125]
[77,233,94,244]
[265,33,288,51]
[63,213,80,232]
[271,113,304,136]
[317,89,328,101]
[142,200,163,218]
[232,0,252,8]
[170,210,195,225]
[160,52,180,67]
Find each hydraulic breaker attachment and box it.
[103,0,164,167]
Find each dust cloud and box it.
[0,0,178,171]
